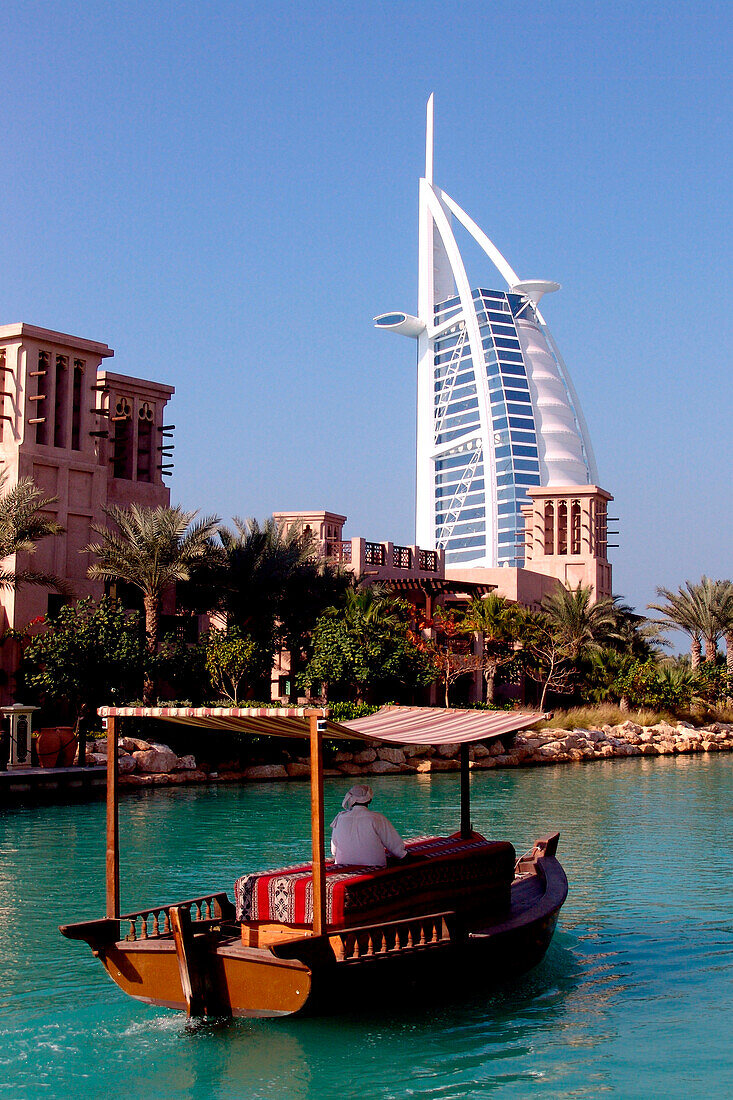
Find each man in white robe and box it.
[330,785,407,868]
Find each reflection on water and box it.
[0,755,732,1098]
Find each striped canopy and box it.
[97,705,542,746]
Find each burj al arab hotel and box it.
[375,96,598,571]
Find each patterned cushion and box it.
[234,834,515,928]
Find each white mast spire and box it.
[425,92,434,185]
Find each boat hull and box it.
[61,846,567,1019]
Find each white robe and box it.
[330,804,406,868]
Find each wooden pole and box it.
[309,712,326,937]
[460,742,471,839]
[106,715,120,918]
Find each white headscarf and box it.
[341,784,373,811]
[330,784,374,827]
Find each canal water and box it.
[1,755,731,1099]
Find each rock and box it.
[331,751,354,765]
[377,746,406,765]
[403,744,432,758]
[118,753,137,773]
[436,743,461,758]
[619,721,642,735]
[470,757,497,769]
[336,763,365,776]
[285,762,311,778]
[368,759,401,774]
[133,747,178,774]
[242,764,288,780]
[426,758,461,771]
[640,744,659,755]
[175,754,197,771]
[487,740,506,757]
[493,754,520,767]
[701,741,718,752]
[353,749,377,764]
[470,743,491,759]
[656,741,675,754]
[85,752,107,766]
[120,736,151,752]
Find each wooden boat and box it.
[60,707,568,1018]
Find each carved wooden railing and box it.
[329,911,452,963]
[325,540,352,564]
[418,549,438,572]
[122,892,234,942]
[364,542,386,567]
[393,545,412,569]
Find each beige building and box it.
[0,323,174,701]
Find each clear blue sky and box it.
[3,0,731,616]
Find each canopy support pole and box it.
[309,713,327,936]
[106,715,120,918]
[460,742,471,839]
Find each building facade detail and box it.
[375,95,598,571]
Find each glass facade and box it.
[432,288,544,567]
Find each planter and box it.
[36,727,77,768]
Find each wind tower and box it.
[375,95,600,574]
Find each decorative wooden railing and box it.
[122,892,234,942]
[325,540,352,564]
[393,545,412,569]
[329,911,452,963]
[418,549,438,572]
[364,542,386,566]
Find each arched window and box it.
[557,501,568,555]
[71,360,84,450]
[136,402,154,482]
[112,398,133,480]
[54,355,68,448]
[571,500,581,555]
[543,501,554,555]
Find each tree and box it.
[85,505,220,703]
[22,597,145,762]
[710,579,733,701]
[540,583,622,661]
[182,517,350,697]
[519,612,577,711]
[299,585,434,703]
[463,593,522,704]
[420,605,482,708]
[649,578,722,668]
[204,626,258,705]
[0,473,65,591]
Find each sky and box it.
[2,0,731,617]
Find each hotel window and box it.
[71,360,84,450]
[33,351,50,445]
[112,398,134,480]
[571,500,581,555]
[54,355,68,448]
[136,402,154,483]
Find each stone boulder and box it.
[132,747,179,774]
[436,743,461,758]
[353,748,377,764]
[377,746,405,765]
[118,753,137,773]
[426,758,461,772]
[175,754,197,771]
[242,764,288,780]
[403,744,432,758]
[285,762,311,778]
[120,736,151,752]
[369,759,401,774]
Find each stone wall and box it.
[89,720,733,789]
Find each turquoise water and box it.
[1,756,732,1099]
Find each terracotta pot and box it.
[36,727,61,768]
[36,727,78,768]
[57,727,77,767]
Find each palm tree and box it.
[182,516,350,698]
[541,583,621,660]
[649,577,722,667]
[85,504,220,703]
[711,579,733,703]
[463,593,520,704]
[0,474,65,591]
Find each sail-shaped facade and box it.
[375,96,597,569]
